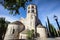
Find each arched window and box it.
[28,10,30,13]
[12,29,15,34]
[31,10,34,13]
[28,7,30,9]
[32,6,34,8]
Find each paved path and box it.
[36,37,60,40]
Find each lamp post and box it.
[54,15,60,30]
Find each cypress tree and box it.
[47,17,58,37]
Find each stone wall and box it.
[37,28,47,38]
[4,24,20,40]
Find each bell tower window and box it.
[31,10,34,13]
[32,6,34,8]
[28,7,30,9]
[28,10,30,13]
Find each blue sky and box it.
[0,0,60,29]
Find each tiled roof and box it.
[11,21,25,32]
[11,21,22,25]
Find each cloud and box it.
[0,0,60,29]
[0,4,21,22]
[0,15,20,22]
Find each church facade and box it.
[4,4,47,40]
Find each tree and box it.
[45,22,50,37]
[0,17,10,40]
[54,15,60,30]
[0,0,32,15]
[0,18,5,40]
[54,15,60,36]
[27,29,34,40]
[47,17,58,37]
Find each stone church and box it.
[4,4,47,40]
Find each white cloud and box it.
[0,15,19,22]
[0,5,20,22]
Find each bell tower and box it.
[26,4,38,30]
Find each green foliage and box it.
[54,15,60,30]
[0,0,32,15]
[27,29,34,40]
[47,17,58,37]
[0,17,10,40]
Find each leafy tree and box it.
[27,29,34,40]
[47,17,58,37]
[0,0,32,15]
[54,15,60,36]
[54,15,60,30]
[45,22,50,37]
[0,17,10,40]
[0,18,5,40]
